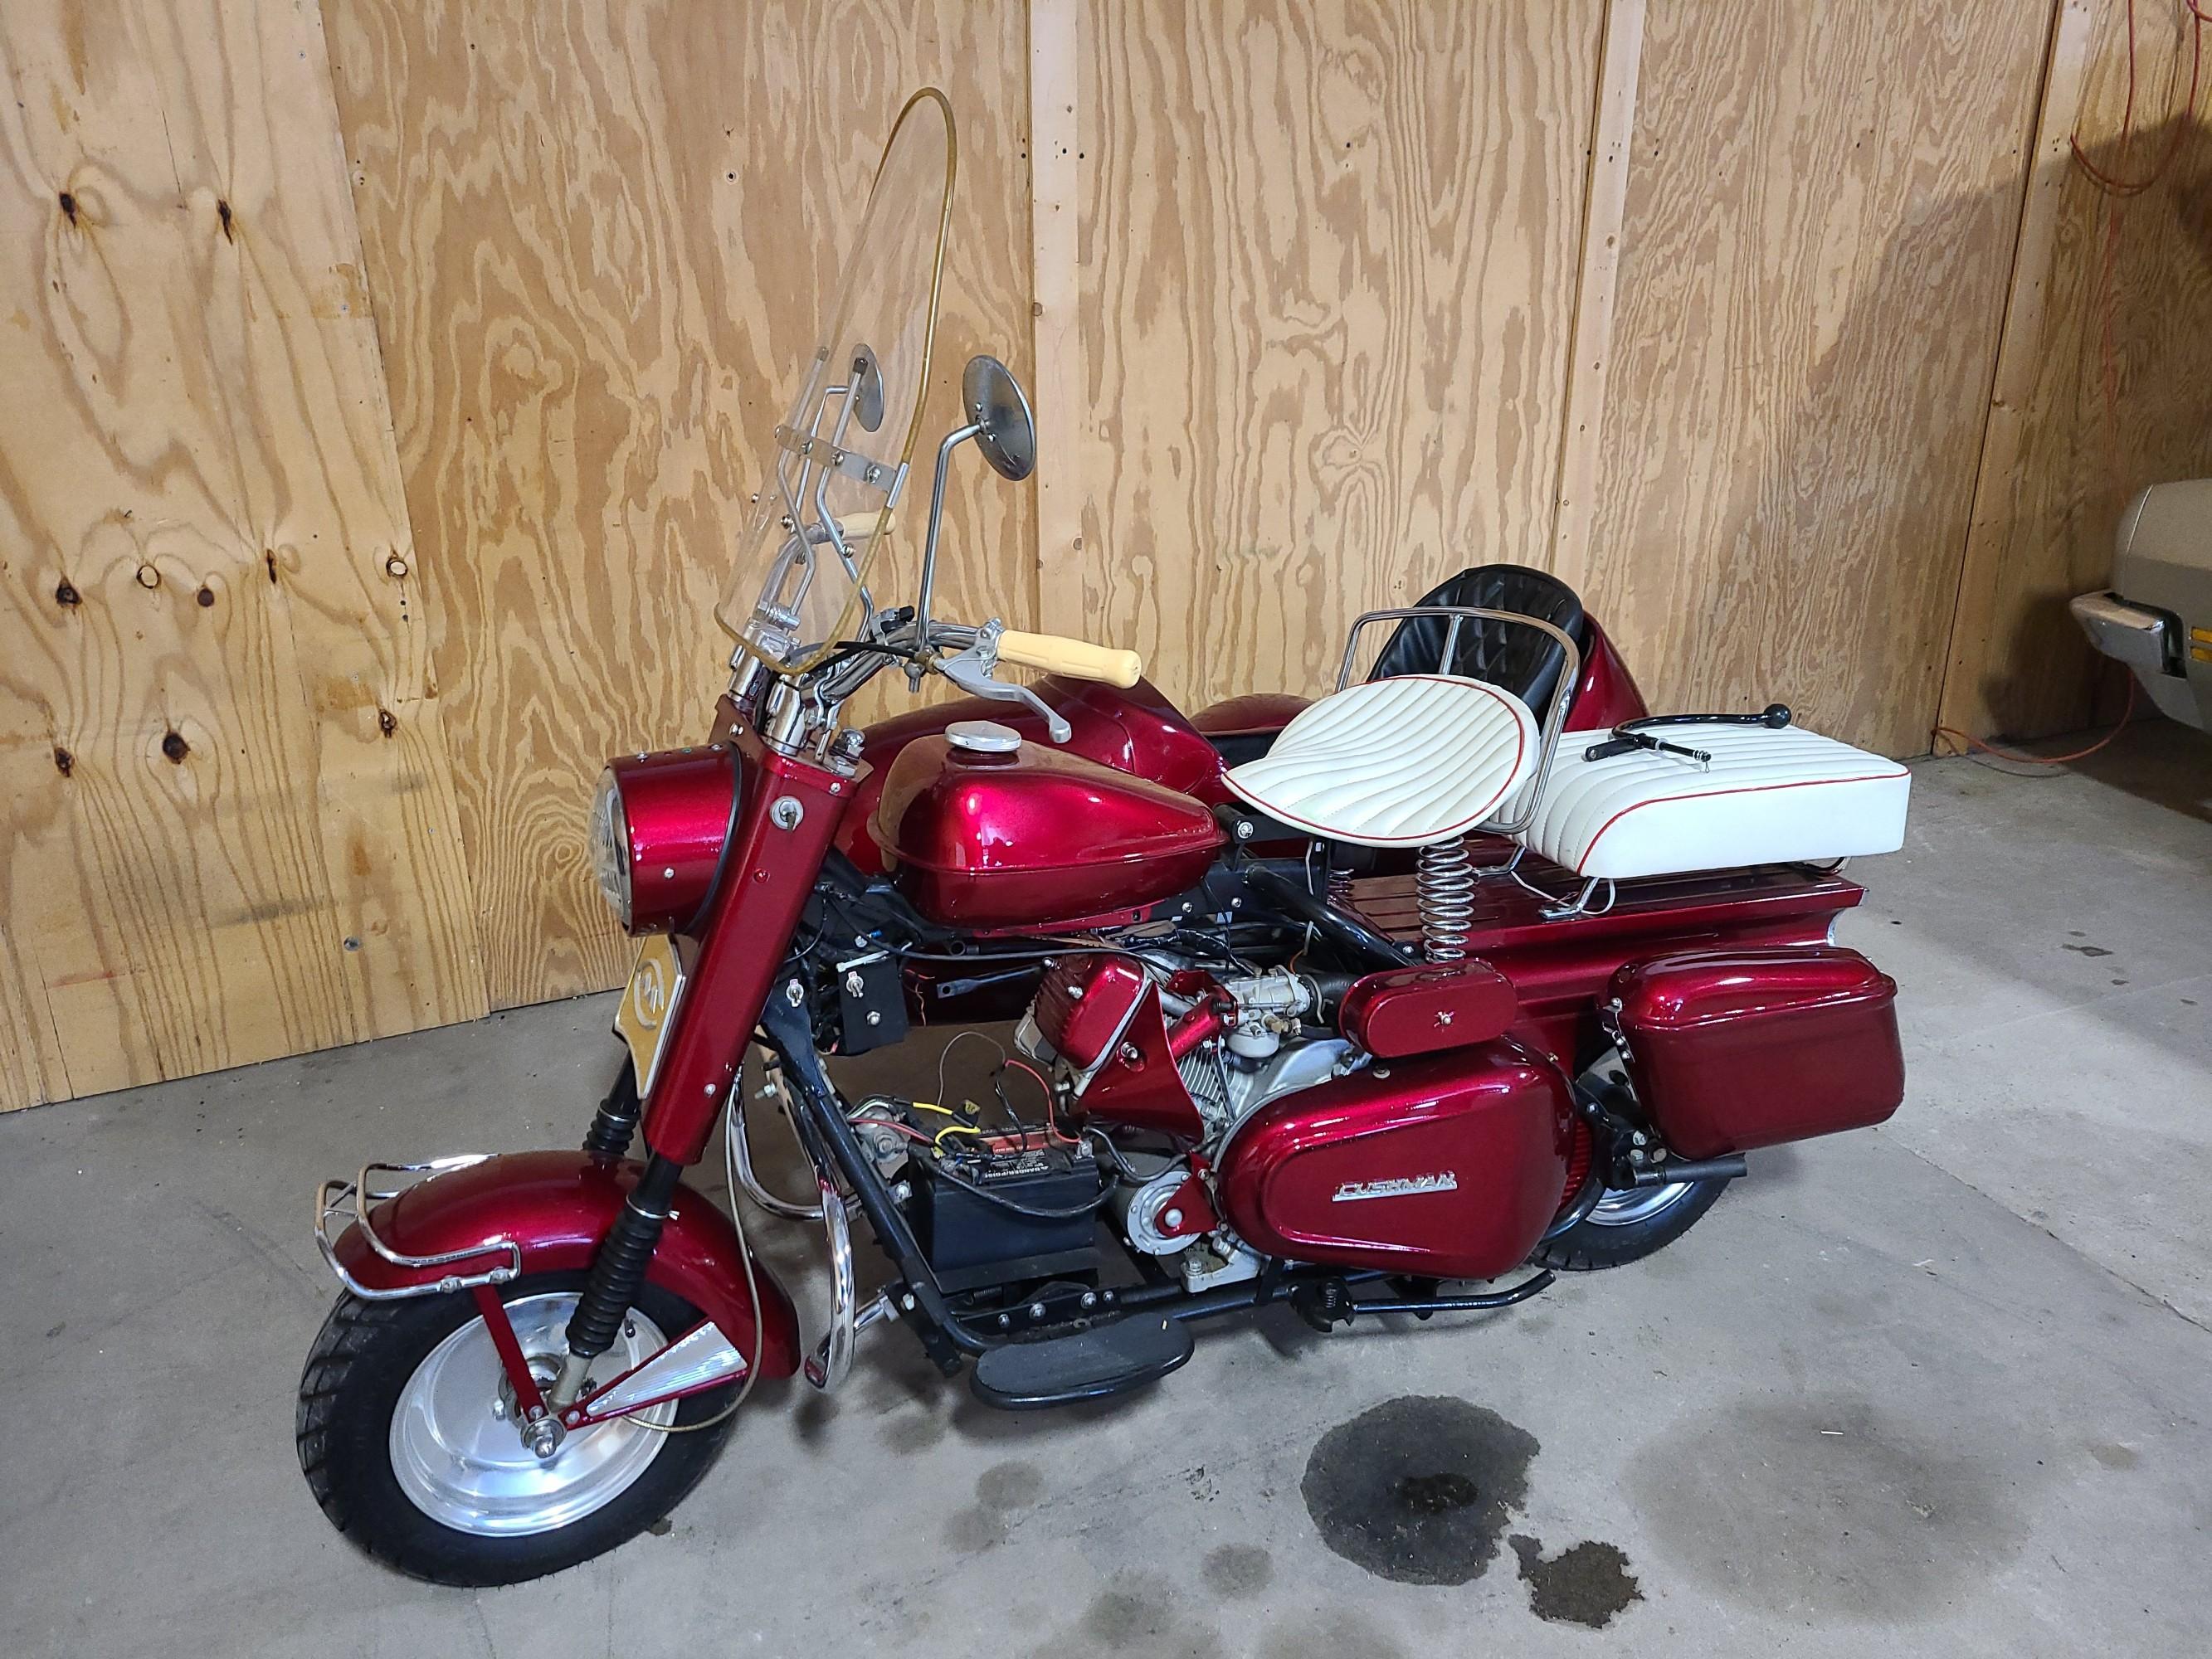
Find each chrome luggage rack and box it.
[312,1155,522,1301]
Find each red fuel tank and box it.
[1216,1040,1575,1281]
[869,732,1225,928]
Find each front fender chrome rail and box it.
[311,1156,523,1302]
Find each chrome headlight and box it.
[589,767,633,931]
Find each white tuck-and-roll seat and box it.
[1221,678,1909,880]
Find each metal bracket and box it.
[771,423,901,491]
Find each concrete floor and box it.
[4,722,2209,1657]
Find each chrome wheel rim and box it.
[390,1292,674,1536]
[1586,1179,1698,1228]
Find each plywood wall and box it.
[322,0,1037,1011]
[1057,0,1603,708]
[5,0,2203,1105]
[0,0,485,1112]
[1566,0,2053,757]
[1939,0,2212,741]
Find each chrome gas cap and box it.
[947,720,1022,756]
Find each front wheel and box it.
[296,1272,738,1585]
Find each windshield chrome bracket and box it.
[772,425,903,493]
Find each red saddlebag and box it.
[1610,946,1903,1160]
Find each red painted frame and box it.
[641,699,860,1165]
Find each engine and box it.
[1012,945,1576,1289]
[1019,951,1338,1139]
[1015,948,1352,1289]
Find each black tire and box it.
[296,1271,738,1585]
[1529,1174,1731,1272]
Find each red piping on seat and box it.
[1573,771,1907,876]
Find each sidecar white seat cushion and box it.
[1517,722,1910,880]
[1222,674,1538,847]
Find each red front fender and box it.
[331,1151,801,1381]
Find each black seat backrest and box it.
[1366,564,1586,716]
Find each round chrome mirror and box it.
[850,345,884,433]
[962,355,1035,483]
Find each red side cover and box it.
[1611,946,1903,1159]
[1032,956,1150,1071]
[1217,1040,1573,1280]
[1340,961,1519,1058]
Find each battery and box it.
[912,1142,1104,1294]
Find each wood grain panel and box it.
[1576,0,2051,756]
[1068,0,1602,709]
[325,0,1038,1010]
[1939,0,2212,741]
[0,0,485,1108]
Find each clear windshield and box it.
[717,90,954,671]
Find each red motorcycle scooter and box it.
[299,90,1913,1584]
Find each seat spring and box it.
[1326,864,1355,908]
[1416,839,1475,962]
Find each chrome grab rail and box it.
[310,1155,522,1302]
[1335,606,1582,839]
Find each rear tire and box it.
[1531,1174,1729,1271]
[296,1271,738,1585]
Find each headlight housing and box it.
[589,768,634,931]
[587,747,740,935]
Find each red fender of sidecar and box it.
[330,1150,801,1380]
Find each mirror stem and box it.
[915,421,981,648]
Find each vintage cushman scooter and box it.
[299,91,1915,1584]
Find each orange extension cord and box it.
[1932,674,2136,766]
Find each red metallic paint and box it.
[1340,961,1519,1058]
[870,736,1225,928]
[603,745,738,934]
[1347,857,1861,1068]
[1562,619,1649,731]
[1610,946,1904,1158]
[1032,956,1150,1070]
[840,676,1228,873]
[1155,1172,1217,1239]
[1217,1040,1575,1280]
[1187,692,1313,736]
[1074,985,1206,1137]
[331,1151,801,1379]
[641,703,859,1165]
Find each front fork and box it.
[546,708,860,1416]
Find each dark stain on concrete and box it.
[1629,1395,2029,1621]
[1510,1535,1642,1628]
[977,1458,1044,1510]
[2089,1441,2141,1471]
[1251,1609,1407,1659]
[1301,1395,1538,1584]
[949,1458,1044,1554]
[1199,1542,1273,1598]
[2062,941,2114,957]
[879,1409,947,1455]
[1026,1579,1223,1659]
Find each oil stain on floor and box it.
[1299,1395,1538,1584]
[1510,1535,1643,1627]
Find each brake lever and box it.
[928,620,1073,742]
